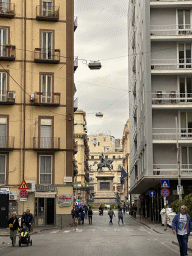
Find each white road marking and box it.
[161,242,180,255]
[114,228,121,232]
[76,229,83,232]
[126,228,134,231]
[63,230,71,233]
[51,231,59,234]
[139,226,151,234]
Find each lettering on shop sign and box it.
[58,195,73,207]
[36,185,56,192]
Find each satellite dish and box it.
[95,112,103,118]
[88,61,102,70]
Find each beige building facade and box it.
[74,110,89,205]
[0,0,76,228]
[88,134,124,205]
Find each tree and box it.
[170,193,192,218]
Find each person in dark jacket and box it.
[71,205,79,231]
[8,212,19,247]
[88,207,93,225]
[118,207,124,225]
[22,209,34,232]
[172,205,191,256]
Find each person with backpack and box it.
[118,207,124,225]
[88,206,93,225]
[108,207,115,225]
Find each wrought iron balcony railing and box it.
[0,91,16,104]
[0,136,15,150]
[36,5,59,21]
[34,48,60,64]
[0,3,15,18]
[33,137,60,150]
[0,45,16,61]
[34,92,60,106]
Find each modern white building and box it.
[128,0,192,221]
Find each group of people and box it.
[8,209,34,247]
[71,205,93,231]
[108,206,124,225]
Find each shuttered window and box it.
[0,154,6,184]
[40,119,52,148]
[0,117,7,148]
[39,155,52,184]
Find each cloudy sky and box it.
[74,0,129,139]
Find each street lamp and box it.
[88,61,102,70]
[95,112,103,118]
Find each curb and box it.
[0,228,59,237]
[172,241,192,252]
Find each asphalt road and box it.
[0,211,191,256]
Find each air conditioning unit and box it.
[30,94,35,101]
[9,194,18,201]
[26,180,35,192]
[7,92,16,100]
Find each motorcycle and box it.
[99,209,103,215]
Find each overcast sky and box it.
[74,0,128,139]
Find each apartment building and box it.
[128,0,192,221]
[74,110,90,205]
[88,134,124,205]
[0,0,77,228]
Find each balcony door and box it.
[42,0,53,16]
[0,117,7,148]
[0,28,8,57]
[0,0,9,14]
[179,44,191,68]
[0,72,7,102]
[180,112,192,137]
[40,118,52,148]
[41,31,53,60]
[181,147,192,171]
[179,77,192,102]
[178,10,191,34]
[41,74,52,103]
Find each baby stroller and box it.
[19,231,32,247]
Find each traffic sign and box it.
[177,185,183,195]
[139,194,144,200]
[161,180,170,188]
[161,188,170,197]
[20,190,28,198]
[114,200,116,203]
[20,198,27,202]
[18,180,29,190]
[149,190,156,197]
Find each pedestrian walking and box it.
[81,211,85,225]
[83,204,88,218]
[123,205,126,215]
[172,205,191,256]
[71,205,78,231]
[118,207,124,225]
[108,208,115,225]
[22,209,34,232]
[88,206,93,225]
[8,212,19,247]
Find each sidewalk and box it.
[129,213,192,252]
[0,225,60,237]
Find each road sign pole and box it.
[164,197,167,231]
[176,117,182,201]
[152,196,154,224]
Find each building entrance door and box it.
[35,197,55,226]
[0,194,9,227]
[46,198,54,224]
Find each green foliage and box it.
[101,204,105,209]
[170,193,192,218]
[110,204,118,209]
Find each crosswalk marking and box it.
[50,231,59,234]
[63,230,71,233]
[76,229,83,232]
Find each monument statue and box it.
[93,153,113,172]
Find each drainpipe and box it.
[23,0,26,180]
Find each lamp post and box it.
[176,117,182,201]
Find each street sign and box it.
[18,180,29,190]
[20,190,28,198]
[161,188,170,197]
[139,194,144,200]
[161,180,170,188]
[177,185,183,195]
[114,200,116,203]
[20,198,27,202]
[149,190,156,197]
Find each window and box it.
[0,117,7,148]
[42,31,53,60]
[0,1,9,13]
[178,10,190,34]
[113,155,115,159]
[104,137,106,142]
[87,138,89,142]
[179,77,192,102]
[100,182,110,191]
[118,176,121,183]
[91,156,94,160]
[179,44,191,68]
[93,138,97,144]
[104,146,110,152]
[42,0,53,16]
[98,142,100,146]
[0,72,7,102]
[181,147,192,169]
[41,74,52,103]
[0,154,6,184]
[0,27,8,57]
[94,144,96,147]
[39,155,52,184]
[40,118,52,148]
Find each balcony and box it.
[151,24,192,39]
[0,45,16,61]
[34,48,60,64]
[152,91,192,108]
[0,91,16,105]
[36,5,59,22]
[74,16,78,31]
[153,164,192,176]
[152,128,192,141]
[0,3,15,18]
[0,136,15,151]
[151,58,192,74]
[33,137,60,151]
[33,92,60,106]
[74,57,78,71]
[150,0,192,8]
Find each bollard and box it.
[61,216,62,230]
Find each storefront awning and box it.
[35,192,56,198]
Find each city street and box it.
[1,211,191,256]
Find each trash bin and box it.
[160,208,166,226]
[167,212,176,227]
